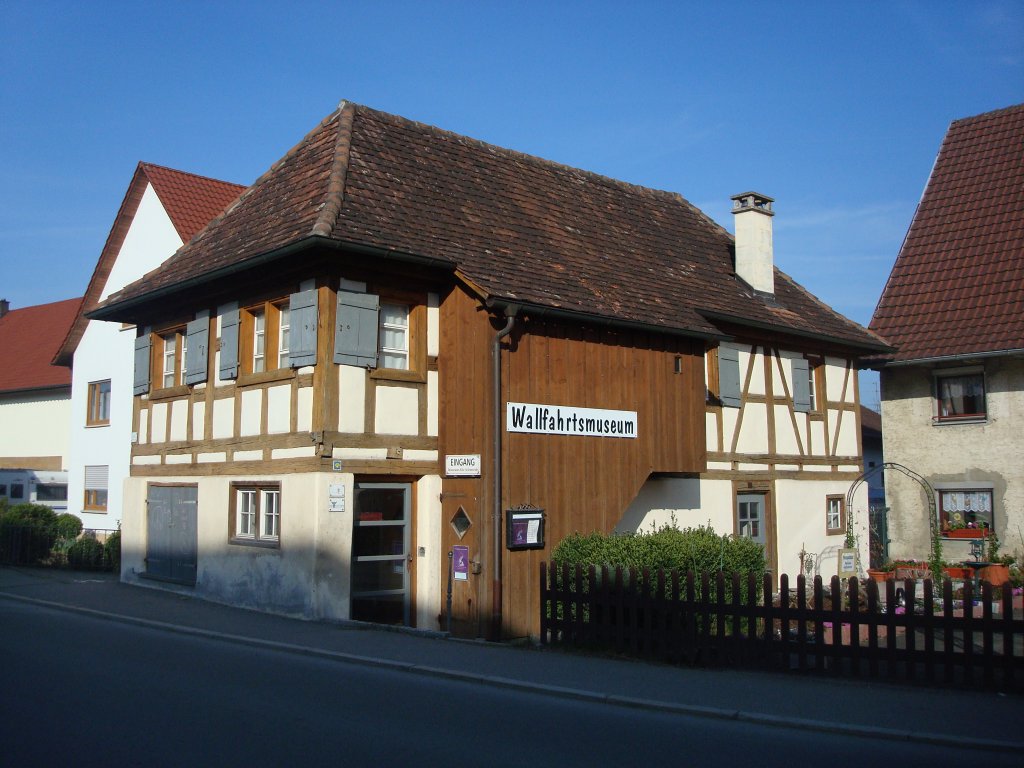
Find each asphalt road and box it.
[1,599,1018,767]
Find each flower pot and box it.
[943,529,986,539]
[943,567,974,580]
[866,568,889,584]
[977,564,1010,587]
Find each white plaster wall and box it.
[881,357,1024,561]
[266,385,290,434]
[169,399,188,442]
[775,479,869,580]
[746,346,766,396]
[824,358,849,403]
[705,412,718,452]
[240,389,262,436]
[338,366,366,433]
[616,477,733,536]
[0,391,71,464]
[151,403,167,443]
[122,474,324,619]
[374,385,418,435]
[43,350,95,525]
[191,402,205,441]
[297,386,313,433]
[736,402,769,454]
[427,371,439,437]
[98,183,183,301]
[774,405,800,454]
[426,292,440,357]
[212,398,233,439]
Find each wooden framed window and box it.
[241,299,290,375]
[825,495,845,535]
[151,328,185,390]
[86,380,111,426]
[379,302,410,369]
[935,370,986,423]
[230,483,281,547]
[84,465,108,512]
[939,488,993,534]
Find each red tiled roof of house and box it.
[0,297,81,393]
[53,163,244,366]
[95,103,887,352]
[870,103,1024,362]
[144,163,247,243]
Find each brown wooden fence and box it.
[539,563,1024,692]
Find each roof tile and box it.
[99,104,884,351]
[0,298,80,393]
[871,104,1024,361]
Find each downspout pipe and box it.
[491,306,517,640]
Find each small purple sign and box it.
[453,545,469,581]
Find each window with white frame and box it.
[935,371,986,422]
[379,303,410,370]
[231,484,281,546]
[825,495,845,535]
[161,332,181,388]
[939,489,993,534]
[252,309,266,373]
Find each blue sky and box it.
[2,2,1022,407]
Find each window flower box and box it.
[943,528,986,539]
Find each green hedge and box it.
[553,523,766,580]
[0,503,59,564]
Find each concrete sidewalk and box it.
[1,566,1020,753]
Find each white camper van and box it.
[0,469,69,513]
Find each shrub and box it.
[552,522,767,606]
[0,503,59,564]
[67,535,105,570]
[104,528,121,572]
[54,513,83,541]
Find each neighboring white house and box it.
[870,104,1024,564]
[0,296,80,513]
[52,164,243,530]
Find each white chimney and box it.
[731,191,775,295]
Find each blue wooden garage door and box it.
[146,485,198,585]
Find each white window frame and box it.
[379,302,410,370]
[252,309,266,373]
[231,484,281,547]
[277,305,290,369]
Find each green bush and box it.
[553,523,767,581]
[55,513,83,541]
[67,535,105,570]
[104,528,121,572]
[0,503,59,564]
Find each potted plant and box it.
[942,518,988,539]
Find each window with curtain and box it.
[936,372,985,421]
[939,489,993,532]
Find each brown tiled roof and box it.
[53,163,244,365]
[870,104,1024,362]
[0,298,80,393]
[96,103,886,352]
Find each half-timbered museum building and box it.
[91,102,889,639]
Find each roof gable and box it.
[96,103,886,352]
[53,163,244,365]
[870,104,1024,362]
[0,298,80,393]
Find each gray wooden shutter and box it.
[288,289,319,367]
[334,290,379,367]
[219,305,239,380]
[792,357,811,412]
[184,316,209,385]
[718,345,741,408]
[133,331,151,395]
